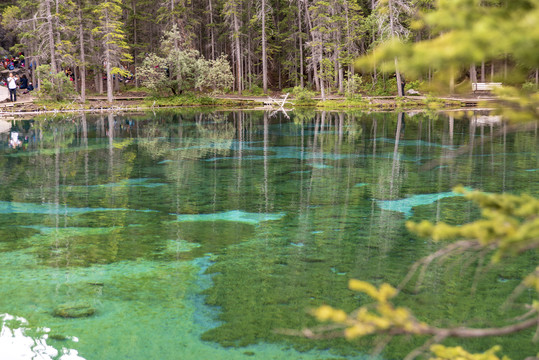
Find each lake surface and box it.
[0,110,537,359]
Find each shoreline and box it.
[0,93,499,118]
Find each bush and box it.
[361,75,398,96]
[292,86,316,104]
[204,54,234,93]
[137,26,234,96]
[36,65,77,101]
[245,84,265,96]
[521,81,537,94]
[405,80,422,93]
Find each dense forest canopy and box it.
[0,0,537,100]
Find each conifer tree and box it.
[93,0,133,102]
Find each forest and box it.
[1,0,537,102]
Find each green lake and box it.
[0,110,537,359]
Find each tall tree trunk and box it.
[209,0,215,60]
[388,0,403,96]
[304,4,319,91]
[35,57,41,89]
[233,11,242,94]
[78,5,86,102]
[372,0,377,84]
[395,58,403,96]
[132,0,139,87]
[45,0,57,74]
[31,18,38,86]
[470,64,477,90]
[319,49,326,100]
[481,61,485,82]
[246,1,252,90]
[449,66,455,93]
[105,47,113,102]
[298,0,304,88]
[504,55,507,79]
[261,0,268,93]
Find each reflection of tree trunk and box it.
[54,127,60,253]
[502,123,506,191]
[263,112,269,211]
[490,124,494,170]
[108,113,114,184]
[338,113,344,147]
[390,113,404,195]
[236,112,242,191]
[468,118,476,186]
[449,115,454,146]
[81,114,89,206]
[372,117,377,157]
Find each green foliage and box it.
[36,65,77,101]
[1,5,20,29]
[244,84,265,96]
[93,0,133,65]
[138,26,233,96]
[344,73,363,100]
[429,345,510,360]
[306,188,539,359]
[357,0,539,94]
[408,187,539,262]
[136,53,170,95]
[362,76,399,96]
[405,80,423,93]
[292,86,316,105]
[205,54,235,94]
[521,82,538,94]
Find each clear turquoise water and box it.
[0,111,537,359]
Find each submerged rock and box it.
[48,334,68,341]
[53,302,95,318]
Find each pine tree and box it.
[93,0,133,102]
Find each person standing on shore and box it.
[7,72,18,102]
